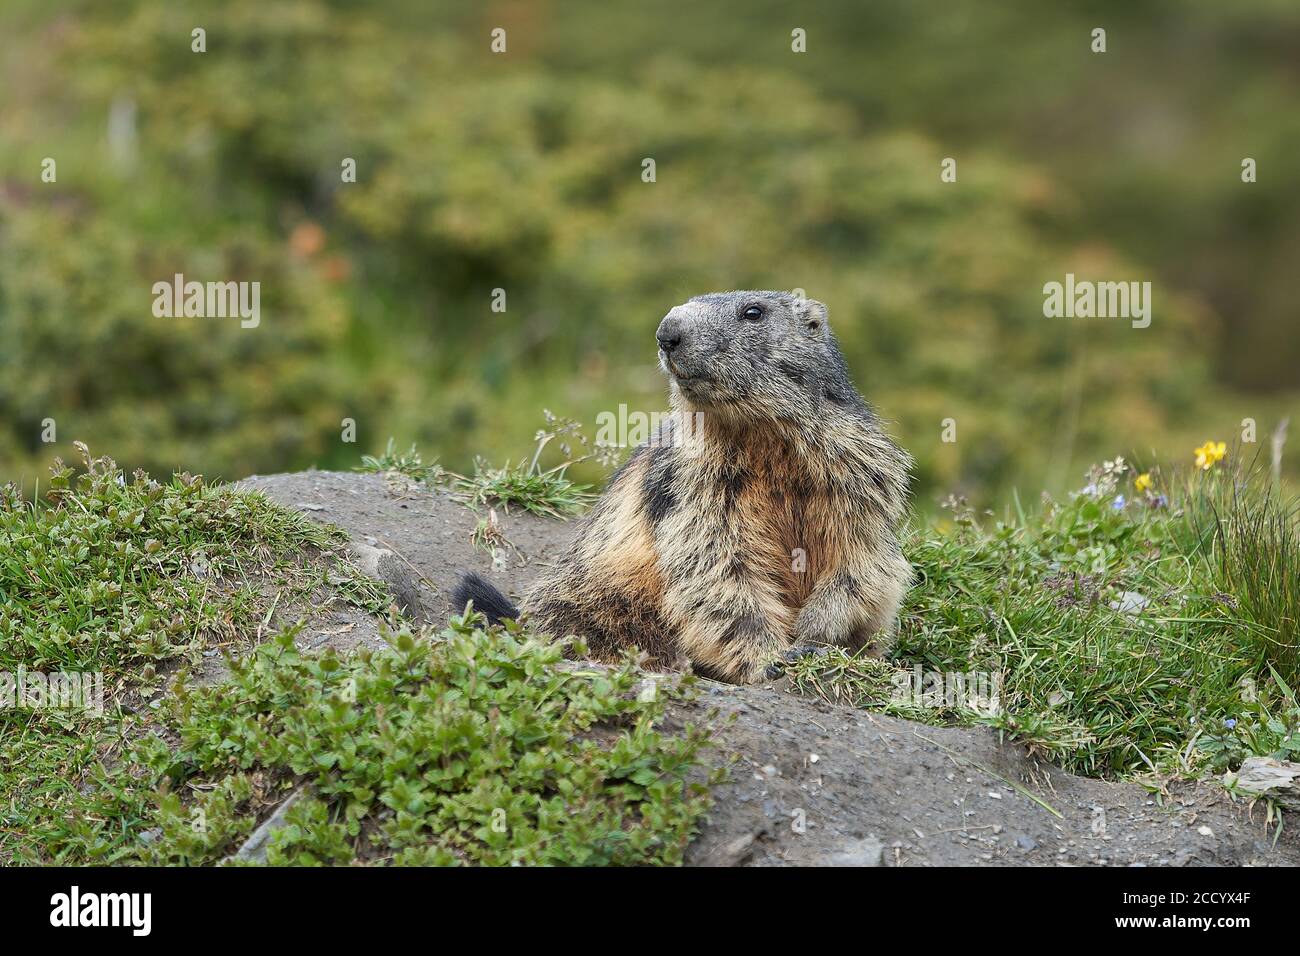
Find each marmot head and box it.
[655,290,865,424]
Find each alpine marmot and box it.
[453,291,913,683]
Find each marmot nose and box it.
[656,315,683,354]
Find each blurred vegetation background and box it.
[1,0,1297,509]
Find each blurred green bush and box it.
[0,0,1295,504]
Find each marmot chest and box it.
[721,464,836,608]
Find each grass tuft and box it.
[452,457,594,518]
[360,413,604,519]
[1174,457,1300,685]
[356,439,446,485]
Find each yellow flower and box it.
[1134,472,1152,492]
[1194,440,1227,471]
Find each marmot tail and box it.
[451,571,520,625]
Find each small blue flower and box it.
[1152,494,1169,509]
[1111,495,1126,510]
[1224,718,1237,730]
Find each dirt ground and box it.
[238,469,1299,866]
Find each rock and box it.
[347,541,425,621]
[827,836,885,866]
[694,831,761,867]
[1225,756,1300,810]
[1108,591,1150,615]
[222,787,310,865]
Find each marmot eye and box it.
[742,305,764,320]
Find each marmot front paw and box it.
[762,644,831,679]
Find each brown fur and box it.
[517,291,913,684]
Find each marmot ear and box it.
[794,296,829,335]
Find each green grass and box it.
[0,446,391,862]
[1,447,713,865]
[786,457,1300,780]
[357,439,446,486]
[452,457,595,519]
[359,416,601,519]
[1175,460,1300,683]
[2,447,388,672]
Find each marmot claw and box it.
[783,644,828,661]
[764,645,829,679]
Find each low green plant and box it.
[3,448,716,865]
[39,620,717,866]
[1,445,384,674]
[0,448,385,862]
[1197,666,1300,773]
